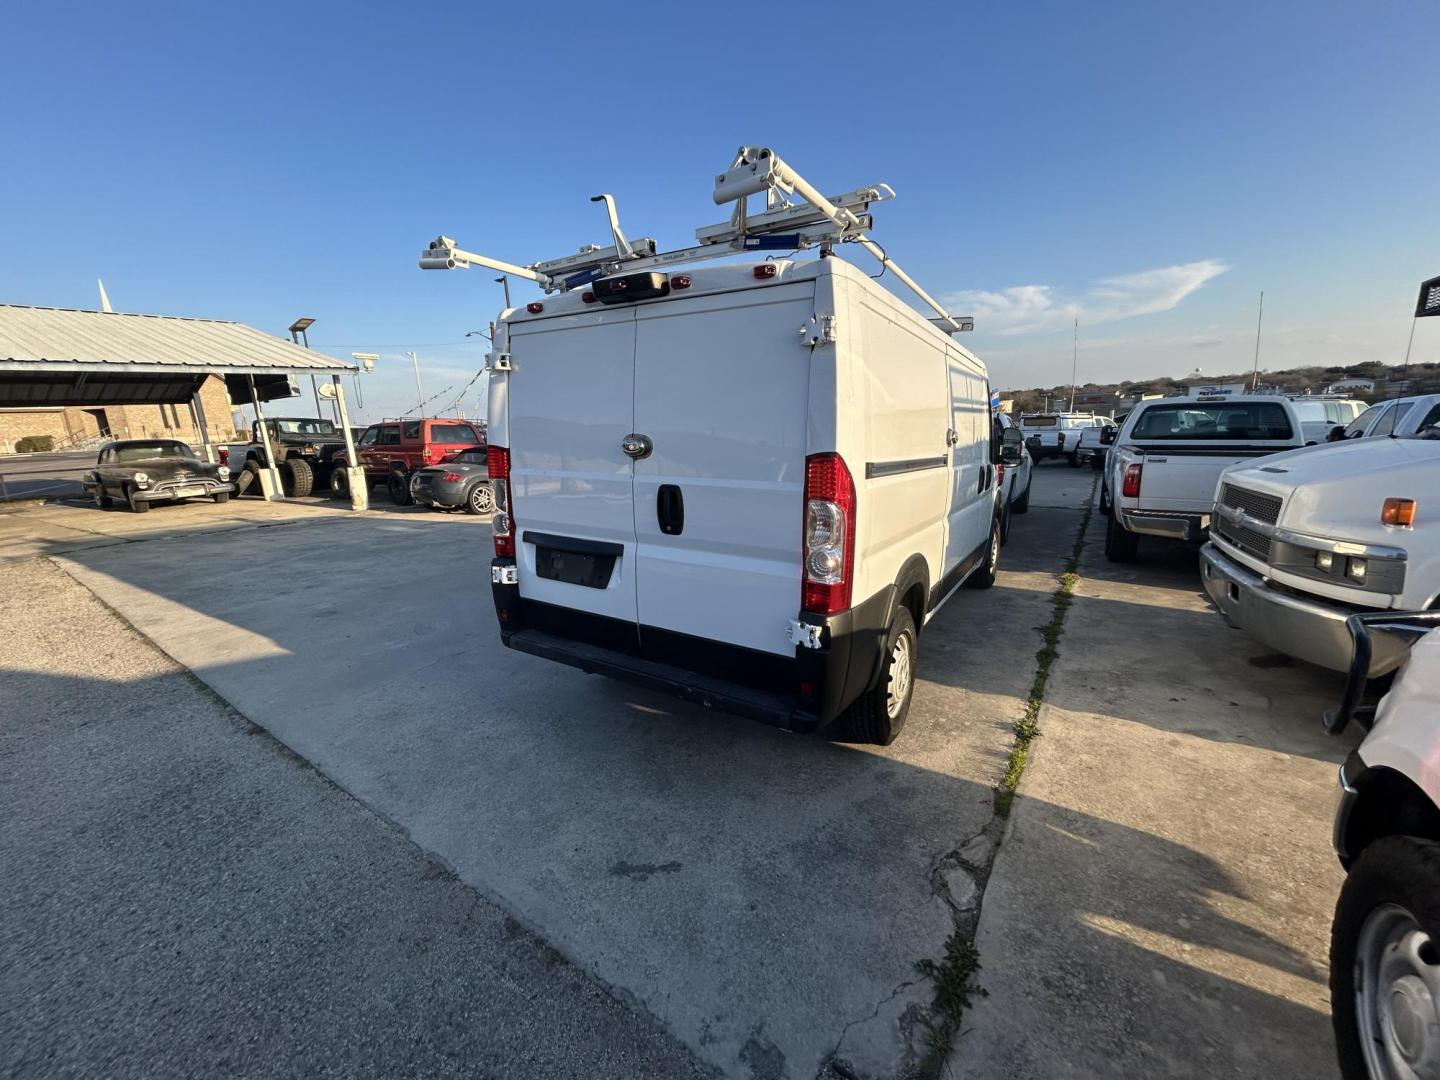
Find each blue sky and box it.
[2,1,1436,418]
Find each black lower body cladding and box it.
[488,558,893,733]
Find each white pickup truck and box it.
[1201,433,1440,674]
[1103,395,1306,561]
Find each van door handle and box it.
[657,484,684,535]
[621,433,653,460]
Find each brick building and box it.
[0,374,237,452]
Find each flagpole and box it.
[1068,318,1078,412]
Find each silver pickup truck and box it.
[1103,395,1306,562]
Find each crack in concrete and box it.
[819,977,922,1080]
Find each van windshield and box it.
[1130,402,1293,440]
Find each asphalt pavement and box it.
[0,556,712,1080]
[0,450,92,501]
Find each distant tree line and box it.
[1005,360,1440,414]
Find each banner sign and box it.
[1417,275,1440,318]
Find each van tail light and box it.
[218,448,229,466]
[1122,463,1143,498]
[488,446,514,558]
[802,452,856,616]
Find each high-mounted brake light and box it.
[802,452,856,616]
[488,446,514,558]
[1122,463,1143,498]
[670,274,691,289]
[526,302,544,314]
[1382,498,1416,527]
[754,264,778,280]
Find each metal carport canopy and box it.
[0,303,356,407]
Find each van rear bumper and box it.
[490,559,893,732]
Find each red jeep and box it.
[335,418,486,504]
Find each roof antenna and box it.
[97,279,114,313]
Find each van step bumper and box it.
[504,629,817,733]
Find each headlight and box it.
[218,466,230,479]
[133,472,150,486]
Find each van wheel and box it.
[836,607,917,745]
[1105,513,1139,562]
[964,518,1002,590]
[282,458,314,498]
[387,470,413,506]
[464,482,495,516]
[1012,478,1031,515]
[1331,836,1440,1080]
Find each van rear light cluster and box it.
[754,264,778,280]
[802,452,855,616]
[1122,463,1143,498]
[488,446,514,558]
[526,302,544,314]
[670,274,691,289]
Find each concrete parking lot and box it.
[0,466,1357,1078]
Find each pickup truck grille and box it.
[1214,483,1281,562]
[1219,483,1281,524]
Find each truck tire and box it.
[1066,452,1079,468]
[464,482,495,516]
[1331,836,1440,1080]
[212,491,230,504]
[1105,513,1139,562]
[836,606,917,745]
[387,469,413,506]
[964,517,1002,590]
[127,487,150,514]
[1012,477,1031,515]
[235,464,260,496]
[330,468,349,499]
[283,458,314,498]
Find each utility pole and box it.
[407,351,426,418]
[1250,291,1264,391]
[1068,318,1079,412]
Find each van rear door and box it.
[506,308,638,626]
[631,283,815,657]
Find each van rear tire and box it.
[1105,514,1139,562]
[835,607,917,746]
[964,518,1001,590]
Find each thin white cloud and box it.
[945,259,1228,337]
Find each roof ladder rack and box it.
[418,145,973,333]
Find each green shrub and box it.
[14,435,56,453]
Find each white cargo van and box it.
[482,257,1009,743]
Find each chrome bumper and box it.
[134,479,234,501]
[1199,543,1405,675]
[1121,510,1208,540]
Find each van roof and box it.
[500,255,987,377]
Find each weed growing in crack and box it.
[914,929,986,1061]
[994,480,1096,817]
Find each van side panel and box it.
[506,309,639,624]
[942,354,993,584]
[631,282,816,656]
[851,291,949,606]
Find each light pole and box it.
[406,351,426,418]
[350,353,377,414]
[289,317,332,422]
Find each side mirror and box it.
[1099,425,1116,445]
[999,426,1024,465]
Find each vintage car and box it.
[82,439,234,513]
